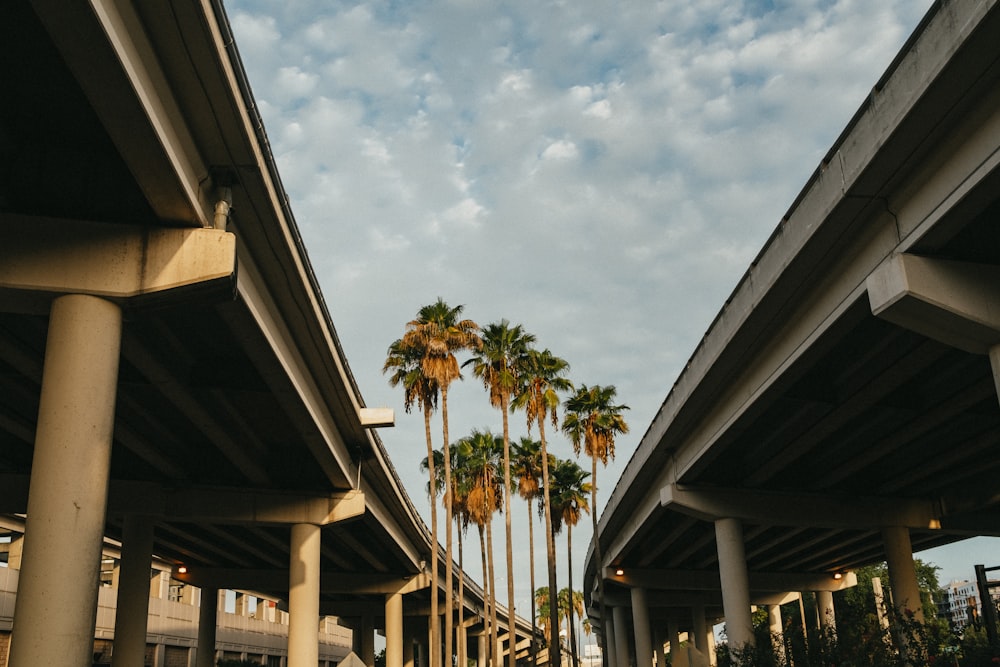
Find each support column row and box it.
[602,521,926,667]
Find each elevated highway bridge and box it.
[585,1,1000,664]
[0,1,535,666]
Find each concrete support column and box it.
[605,614,618,667]
[477,632,487,667]
[613,605,631,667]
[361,612,376,667]
[386,592,404,667]
[666,619,680,665]
[715,518,754,649]
[768,605,782,638]
[403,626,415,667]
[692,605,707,654]
[197,588,219,667]
[652,626,665,667]
[9,294,123,667]
[630,588,652,667]
[882,526,923,621]
[872,577,890,631]
[816,591,836,630]
[288,523,321,667]
[113,515,155,667]
[768,604,785,665]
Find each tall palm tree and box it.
[447,439,475,667]
[460,429,504,666]
[549,458,592,667]
[512,347,572,667]
[511,436,544,663]
[534,586,583,650]
[466,320,535,667]
[421,444,471,667]
[558,588,585,661]
[534,586,555,645]
[383,338,441,667]
[402,299,480,665]
[562,385,629,664]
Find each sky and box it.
[222,0,999,621]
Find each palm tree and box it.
[459,429,504,666]
[562,385,629,663]
[558,588,585,661]
[448,440,475,667]
[465,320,535,667]
[383,338,441,667]
[534,586,584,650]
[534,586,555,645]
[422,444,471,667]
[512,347,572,667]
[549,458,592,667]
[511,436,544,663]
[402,299,480,665]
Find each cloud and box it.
[226,0,932,606]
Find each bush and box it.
[715,607,976,667]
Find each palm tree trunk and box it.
[478,524,489,667]
[527,498,537,666]
[442,386,454,667]
[500,396,516,667]
[591,456,607,667]
[486,515,499,667]
[424,403,440,667]
[567,524,578,667]
[539,418,561,667]
[457,518,466,667]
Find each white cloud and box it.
[539,139,578,161]
[225,0,933,606]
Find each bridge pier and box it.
[8,294,123,667]
[630,587,652,667]
[696,604,717,666]
[386,592,404,667]
[604,610,617,667]
[816,590,836,630]
[667,618,680,666]
[289,523,322,666]
[715,518,753,650]
[197,588,220,667]
[113,515,156,667]
[613,604,630,667]
[882,526,923,621]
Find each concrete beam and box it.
[359,407,395,427]
[104,481,366,526]
[0,216,236,305]
[605,566,857,593]
[660,482,941,530]
[174,567,428,595]
[867,253,1000,354]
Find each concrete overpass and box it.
[0,1,533,666]
[584,1,1000,664]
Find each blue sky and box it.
[224,0,997,618]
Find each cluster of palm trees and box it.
[383,299,630,667]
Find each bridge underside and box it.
[587,0,1000,650]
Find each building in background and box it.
[938,580,981,630]
[1,527,352,667]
